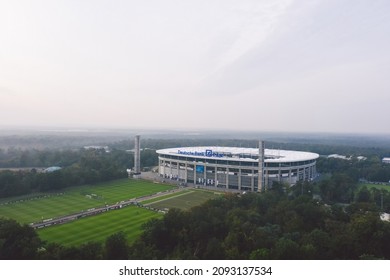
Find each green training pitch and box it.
[0,179,174,224]
[38,205,161,246]
[147,189,222,211]
[37,188,222,247]
[358,183,390,192]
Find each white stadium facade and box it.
[156,142,319,192]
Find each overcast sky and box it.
[1,0,389,134]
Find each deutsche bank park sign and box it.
[177,149,224,158]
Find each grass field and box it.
[147,189,223,211]
[0,179,174,224]
[37,189,222,246]
[1,179,223,247]
[358,183,390,192]
[38,205,161,246]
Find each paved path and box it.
[143,190,194,206]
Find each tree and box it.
[0,218,41,259]
[356,186,371,203]
[301,229,331,259]
[319,174,356,203]
[249,248,270,260]
[79,242,103,260]
[203,237,225,259]
[105,232,129,260]
[271,237,301,259]
[290,181,313,198]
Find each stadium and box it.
[156,143,319,191]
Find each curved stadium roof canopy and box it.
[156,146,319,163]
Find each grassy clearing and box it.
[1,181,222,247]
[0,179,174,224]
[148,189,223,211]
[38,205,161,246]
[37,188,222,247]
[358,183,390,192]
[0,192,50,204]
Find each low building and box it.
[383,158,390,164]
[43,166,62,173]
[380,213,390,222]
[328,154,350,160]
[156,146,319,191]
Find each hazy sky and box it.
[1,0,389,134]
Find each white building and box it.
[328,154,350,160]
[156,146,319,192]
[383,158,390,164]
[380,213,390,222]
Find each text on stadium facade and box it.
[178,149,224,158]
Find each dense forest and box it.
[1,139,390,199]
[2,183,390,260]
[0,148,127,198]
[1,134,390,259]
[128,186,390,260]
[0,148,158,198]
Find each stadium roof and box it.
[156,146,319,163]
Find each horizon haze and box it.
[1,0,389,134]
